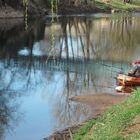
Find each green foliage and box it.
[95,0,110,10]
[74,120,95,140]
[132,0,140,5]
[23,0,29,31]
[95,0,140,11]
[51,0,55,49]
[74,89,140,140]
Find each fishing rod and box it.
[98,62,130,75]
[99,62,123,70]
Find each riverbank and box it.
[0,0,140,18]
[0,6,23,18]
[0,1,48,19]
[45,93,129,140]
[45,90,140,140]
[74,89,140,140]
[58,0,140,15]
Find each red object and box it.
[116,86,134,93]
[132,60,140,65]
[117,74,140,86]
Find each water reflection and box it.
[0,13,139,140]
[0,90,21,140]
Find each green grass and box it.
[132,0,140,5]
[95,0,111,10]
[74,89,140,140]
[74,119,96,140]
[95,0,140,12]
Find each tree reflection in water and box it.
[0,90,21,140]
[0,13,140,139]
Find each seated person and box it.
[132,60,140,66]
[128,65,140,77]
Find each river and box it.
[0,13,140,140]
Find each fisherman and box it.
[132,60,140,66]
[128,61,140,77]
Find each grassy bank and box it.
[95,0,140,12]
[58,0,140,15]
[74,89,140,140]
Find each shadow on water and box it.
[0,13,140,140]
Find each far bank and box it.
[0,0,140,18]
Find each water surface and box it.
[0,13,140,140]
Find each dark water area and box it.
[0,13,140,140]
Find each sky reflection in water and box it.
[0,13,139,140]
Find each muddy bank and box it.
[58,5,111,15]
[0,6,23,18]
[0,5,108,19]
[44,122,85,140]
[0,1,48,19]
[44,114,101,140]
[0,1,140,18]
[45,93,129,140]
[0,0,111,19]
[69,93,129,115]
